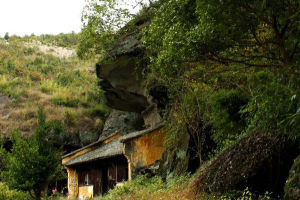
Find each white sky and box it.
[0,0,86,37]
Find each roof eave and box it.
[120,124,164,143]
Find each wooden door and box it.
[108,164,117,190]
[117,164,128,182]
[78,170,88,186]
[90,168,102,196]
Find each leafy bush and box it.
[0,183,31,200]
[100,175,191,200]
[87,104,110,118]
[0,109,63,200]
[284,155,300,200]
[51,96,79,107]
[55,71,82,87]
[243,72,299,136]
[208,88,249,147]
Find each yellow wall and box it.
[79,185,93,199]
[65,167,78,199]
[124,127,165,180]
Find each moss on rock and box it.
[190,133,299,197]
[284,154,300,200]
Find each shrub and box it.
[40,80,59,94]
[87,104,110,118]
[243,73,299,136]
[284,155,300,200]
[0,183,31,200]
[164,85,214,165]
[51,96,79,107]
[100,175,191,200]
[30,71,43,82]
[23,47,36,55]
[0,109,63,200]
[208,88,249,147]
[33,57,43,65]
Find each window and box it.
[85,173,89,185]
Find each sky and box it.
[0,0,86,37]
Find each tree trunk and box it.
[34,189,41,200]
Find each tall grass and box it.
[0,38,109,136]
[97,175,193,200]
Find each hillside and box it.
[0,35,108,148]
[0,1,299,200]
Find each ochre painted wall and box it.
[66,167,78,199]
[124,128,165,180]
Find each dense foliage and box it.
[77,0,153,58]
[285,155,300,200]
[0,109,63,200]
[0,183,31,200]
[79,0,300,164]
[141,0,300,160]
[98,175,192,200]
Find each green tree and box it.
[0,108,64,200]
[77,0,152,58]
[4,32,9,40]
[143,0,300,79]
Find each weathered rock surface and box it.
[96,12,165,129]
[79,131,100,146]
[96,21,148,113]
[99,109,145,139]
[190,133,300,197]
[158,132,191,178]
[96,54,148,112]
[285,154,300,200]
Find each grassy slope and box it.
[0,36,108,137]
[90,175,268,200]
[91,175,222,200]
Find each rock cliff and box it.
[99,109,145,139]
[96,13,163,128]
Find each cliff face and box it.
[96,50,148,113]
[96,15,162,128]
[100,109,145,139]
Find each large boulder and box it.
[99,109,145,139]
[190,133,300,197]
[285,154,300,200]
[96,11,166,129]
[96,15,150,113]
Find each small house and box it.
[62,125,165,199]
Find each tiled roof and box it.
[64,138,123,166]
[62,132,120,159]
